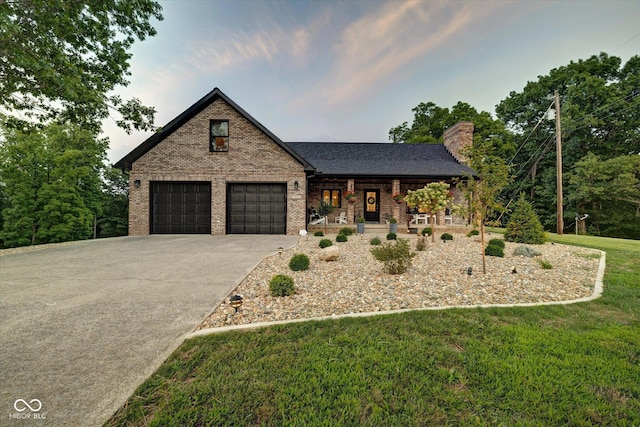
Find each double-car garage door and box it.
[150,181,286,234]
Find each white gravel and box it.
[199,234,602,329]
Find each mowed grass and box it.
[105,234,640,426]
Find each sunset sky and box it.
[106,0,640,164]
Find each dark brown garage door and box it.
[151,182,211,234]
[227,183,287,234]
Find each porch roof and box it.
[285,142,475,178]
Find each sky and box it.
[105,0,640,164]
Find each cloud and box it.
[292,1,503,111]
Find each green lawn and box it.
[106,234,640,426]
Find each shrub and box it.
[370,238,416,274]
[416,236,427,251]
[487,238,505,249]
[539,259,553,269]
[505,193,546,244]
[386,232,397,240]
[370,237,382,246]
[313,230,324,237]
[389,217,398,224]
[336,234,348,242]
[484,244,504,257]
[269,274,295,297]
[467,229,480,237]
[421,227,432,236]
[339,227,354,236]
[440,233,453,241]
[288,253,310,271]
[319,238,333,248]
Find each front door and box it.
[364,189,380,222]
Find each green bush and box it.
[336,234,348,242]
[467,229,480,237]
[288,253,310,271]
[416,236,427,251]
[339,227,354,236]
[539,259,553,269]
[319,239,333,248]
[269,274,295,297]
[313,230,324,237]
[488,238,505,249]
[440,233,453,241]
[370,238,416,274]
[505,194,546,244]
[484,244,504,257]
[421,227,432,236]
[370,237,382,246]
[386,232,397,240]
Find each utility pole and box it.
[555,90,563,235]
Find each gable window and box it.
[210,119,229,152]
[322,189,341,208]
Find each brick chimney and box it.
[443,121,474,164]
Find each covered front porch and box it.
[306,178,467,229]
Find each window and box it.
[322,189,341,208]
[210,119,229,152]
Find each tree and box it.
[403,182,453,242]
[98,167,129,238]
[496,53,640,233]
[0,0,163,132]
[0,122,106,247]
[568,153,640,238]
[505,194,546,244]
[457,139,511,273]
[389,101,516,160]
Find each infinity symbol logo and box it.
[13,399,42,412]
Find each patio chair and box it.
[334,211,347,224]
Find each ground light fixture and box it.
[278,247,283,257]
[467,266,473,276]
[229,295,243,313]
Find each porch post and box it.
[392,179,401,220]
[347,179,355,224]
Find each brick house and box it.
[114,88,474,236]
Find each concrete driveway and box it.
[0,235,298,426]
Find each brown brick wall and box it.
[128,98,306,236]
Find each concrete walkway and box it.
[0,235,297,426]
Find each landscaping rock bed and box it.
[198,234,602,329]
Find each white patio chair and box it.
[334,211,347,224]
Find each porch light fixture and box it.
[467,267,473,276]
[294,181,299,190]
[229,295,243,313]
[278,247,283,257]
[133,179,141,188]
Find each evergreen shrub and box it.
[269,274,295,297]
[289,253,310,271]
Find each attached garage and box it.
[150,182,211,234]
[227,183,287,234]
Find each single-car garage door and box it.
[227,183,287,234]
[151,182,211,234]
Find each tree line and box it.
[390,53,640,239]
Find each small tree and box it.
[457,139,510,273]
[505,194,546,244]
[317,200,335,234]
[403,182,453,242]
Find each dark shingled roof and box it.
[285,142,475,178]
